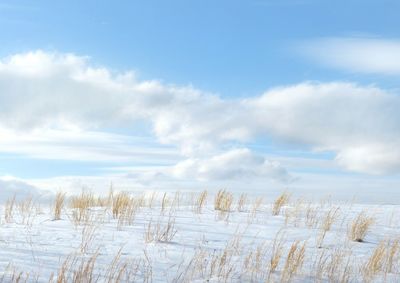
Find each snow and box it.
[0,191,399,282]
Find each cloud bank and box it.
[170,148,293,182]
[301,37,400,75]
[0,177,51,202]
[0,50,399,178]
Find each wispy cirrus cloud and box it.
[0,127,179,163]
[300,37,400,75]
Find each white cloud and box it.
[170,148,293,182]
[0,127,179,163]
[335,145,400,175]
[247,82,400,174]
[0,51,400,177]
[301,37,400,75]
[0,51,250,155]
[0,177,51,202]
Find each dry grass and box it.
[147,192,157,208]
[193,190,208,214]
[69,191,101,226]
[348,211,374,242]
[80,223,98,254]
[112,192,131,218]
[17,196,34,215]
[109,191,144,229]
[266,230,285,281]
[237,193,247,212]
[362,240,387,281]
[214,189,234,212]
[55,252,99,283]
[284,198,305,227]
[183,245,236,282]
[243,242,268,281]
[70,191,97,209]
[207,238,239,281]
[70,208,92,226]
[281,240,306,282]
[145,215,177,243]
[3,251,145,283]
[272,192,290,216]
[49,251,144,283]
[361,238,400,281]
[312,249,328,282]
[305,203,319,228]
[4,195,16,223]
[316,207,340,248]
[251,197,264,214]
[247,196,264,224]
[2,189,400,282]
[117,203,139,228]
[160,192,168,214]
[53,192,66,220]
[324,248,353,283]
[16,196,36,225]
[386,238,400,274]
[3,195,38,225]
[214,190,234,221]
[0,264,33,283]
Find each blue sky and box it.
[1,0,400,200]
[2,0,400,94]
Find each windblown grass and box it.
[348,211,374,242]
[272,192,290,216]
[0,189,398,282]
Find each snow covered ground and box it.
[0,190,399,282]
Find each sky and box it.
[1,0,400,201]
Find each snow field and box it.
[0,190,399,282]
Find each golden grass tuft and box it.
[214,189,234,212]
[281,240,306,282]
[112,192,143,228]
[112,192,131,219]
[193,190,208,214]
[69,190,106,226]
[267,231,285,280]
[386,238,400,274]
[70,191,96,210]
[272,192,290,216]
[362,240,387,281]
[348,211,374,242]
[316,207,340,248]
[53,191,66,220]
[324,248,353,283]
[145,215,177,243]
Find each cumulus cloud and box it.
[0,51,250,155]
[301,37,400,75]
[0,177,51,202]
[0,50,400,176]
[170,148,293,182]
[247,82,400,174]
